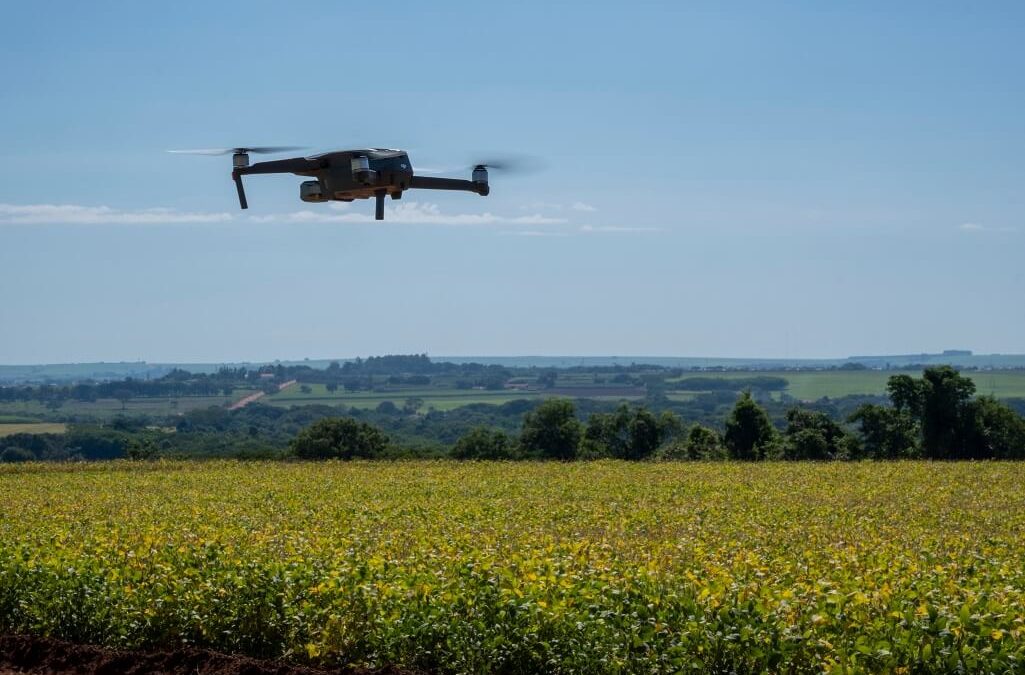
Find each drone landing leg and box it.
[232,172,248,209]
[375,190,386,220]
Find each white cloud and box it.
[0,203,233,225]
[579,224,662,234]
[500,230,570,237]
[520,201,565,211]
[250,201,567,227]
[0,201,576,232]
[520,201,598,213]
[959,222,1017,233]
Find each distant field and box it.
[0,392,254,421]
[260,371,1025,412]
[267,383,537,411]
[785,370,1025,400]
[670,369,1025,400]
[3,372,1022,423]
[0,422,66,437]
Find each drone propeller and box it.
[470,154,546,173]
[168,146,306,209]
[415,153,546,176]
[166,146,306,156]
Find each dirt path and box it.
[0,634,412,675]
[227,379,297,411]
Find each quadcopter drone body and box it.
[171,147,496,220]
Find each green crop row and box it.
[1,461,1023,673]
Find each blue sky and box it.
[1,1,1022,363]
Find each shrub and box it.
[451,427,517,460]
[519,399,582,460]
[290,418,389,460]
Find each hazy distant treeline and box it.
[3,366,1023,464]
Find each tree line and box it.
[288,367,1025,461]
[0,368,254,406]
[4,366,1023,463]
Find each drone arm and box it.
[231,156,318,209]
[410,175,489,196]
[239,157,321,175]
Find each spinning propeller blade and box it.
[414,153,545,176]
[167,146,306,156]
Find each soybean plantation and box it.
[1,461,1023,673]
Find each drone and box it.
[169,146,528,220]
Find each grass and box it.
[1,461,1023,673]
[0,422,67,437]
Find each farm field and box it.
[1,461,1023,673]
[0,422,66,437]
[266,383,539,411]
[268,370,1025,414]
[0,393,254,421]
[669,369,1025,400]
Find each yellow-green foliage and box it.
[1,461,1023,673]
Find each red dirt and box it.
[0,635,413,675]
[228,380,297,411]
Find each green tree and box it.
[0,447,35,463]
[452,426,516,460]
[847,404,919,459]
[657,410,684,445]
[723,391,776,460]
[781,408,852,460]
[581,405,666,460]
[852,368,1025,460]
[625,407,661,460]
[656,424,724,460]
[969,396,1025,459]
[290,418,389,460]
[887,374,925,418]
[126,438,159,460]
[519,398,582,460]
[920,366,976,459]
[687,424,725,459]
[579,410,624,459]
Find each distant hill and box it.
[2,351,1023,384]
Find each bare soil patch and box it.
[0,635,414,675]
